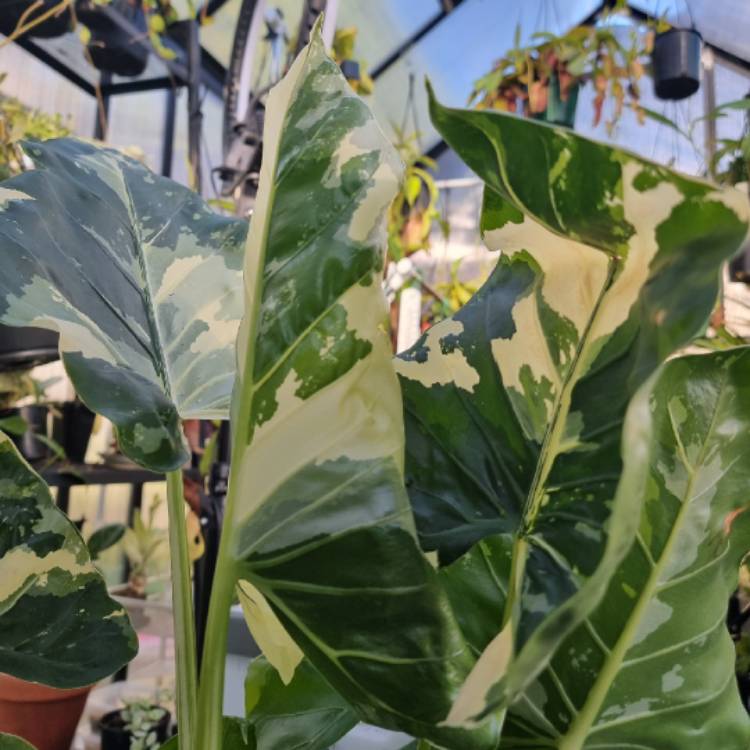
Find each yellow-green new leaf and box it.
[0,433,137,687]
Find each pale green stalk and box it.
[166,469,198,750]
[194,462,242,749]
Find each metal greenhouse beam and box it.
[371,0,467,81]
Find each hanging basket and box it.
[532,75,579,129]
[652,28,702,101]
[77,0,149,77]
[0,0,74,39]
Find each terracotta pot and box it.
[0,673,92,750]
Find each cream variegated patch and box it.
[0,547,94,604]
[445,621,514,726]
[485,216,609,336]
[394,318,480,393]
[154,255,205,304]
[586,162,683,348]
[484,215,610,439]
[348,159,401,244]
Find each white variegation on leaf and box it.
[197,23,502,750]
[395,86,750,726]
[503,349,750,749]
[0,141,247,471]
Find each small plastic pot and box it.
[77,0,149,77]
[652,28,702,101]
[0,0,74,39]
[99,706,171,750]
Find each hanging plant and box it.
[470,3,656,132]
[388,127,448,260]
[0,81,70,180]
[331,26,374,96]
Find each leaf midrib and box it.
[501,255,619,632]
[119,168,175,399]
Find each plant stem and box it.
[194,462,240,749]
[166,469,198,750]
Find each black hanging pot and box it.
[652,28,702,101]
[77,0,149,77]
[99,707,171,750]
[0,0,74,39]
[0,324,59,372]
[52,401,95,463]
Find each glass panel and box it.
[335,0,441,72]
[0,41,97,135]
[714,60,750,141]
[107,91,168,172]
[201,0,244,67]
[201,0,307,73]
[171,88,225,194]
[368,0,601,150]
[630,0,750,64]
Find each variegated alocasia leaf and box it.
[212,27,501,749]
[0,140,247,471]
[0,432,137,687]
[393,87,750,723]
[502,349,750,749]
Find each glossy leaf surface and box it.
[0,433,137,687]
[244,657,357,749]
[0,140,246,470]
[222,30,500,748]
[502,349,750,749]
[394,88,750,721]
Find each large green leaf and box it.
[244,657,357,749]
[501,349,750,749]
[393,88,750,722]
[219,28,501,749]
[0,140,246,470]
[0,432,137,687]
